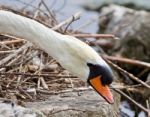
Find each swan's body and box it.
[0,10,114,103]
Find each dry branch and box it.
[114,89,150,115]
[0,42,32,66]
[41,0,57,25]
[71,33,115,39]
[105,59,150,89]
[0,50,15,54]
[0,39,25,45]
[0,72,77,78]
[52,12,81,31]
[104,55,150,69]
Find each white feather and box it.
[0,10,108,81]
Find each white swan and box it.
[0,10,114,104]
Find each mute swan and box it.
[0,10,114,104]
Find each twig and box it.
[52,12,81,30]
[114,89,150,115]
[110,83,146,90]
[40,77,49,89]
[6,77,17,88]
[0,42,32,66]
[104,55,150,69]
[0,39,25,45]
[33,0,42,19]
[0,68,6,72]
[0,50,15,54]
[15,76,21,89]
[71,33,116,39]
[14,0,51,19]
[19,50,38,64]
[0,51,38,70]
[41,0,57,24]
[63,15,78,33]
[0,72,77,78]
[105,59,150,89]
[37,77,41,89]
[146,100,150,109]
[18,86,33,100]
[7,55,22,66]
[137,68,149,78]
[0,41,11,49]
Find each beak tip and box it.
[106,96,114,104]
[108,99,114,104]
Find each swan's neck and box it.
[0,10,90,79]
[0,11,65,60]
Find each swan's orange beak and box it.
[89,76,114,104]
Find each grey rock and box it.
[26,89,120,117]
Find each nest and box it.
[0,34,85,102]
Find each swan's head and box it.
[86,62,114,104]
[61,36,114,104]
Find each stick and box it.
[0,72,77,78]
[0,50,15,54]
[40,77,49,89]
[104,55,150,69]
[71,34,116,39]
[0,43,32,66]
[105,59,150,89]
[41,0,57,24]
[0,39,25,45]
[114,89,150,115]
[52,12,81,30]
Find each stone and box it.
[26,89,120,117]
